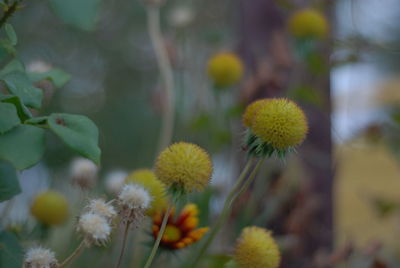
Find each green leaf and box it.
[0,59,25,77]
[4,24,17,46]
[0,231,23,267]
[49,0,102,31]
[0,160,21,202]
[0,125,45,170]
[0,102,20,133]
[28,68,71,88]
[48,113,101,164]
[1,71,43,109]
[0,95,32,122]
[25,116,48,126]
[0,39,16,61]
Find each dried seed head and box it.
[70,158,98,190]
[77,212,111,246]
[105,170,128,196]
[118,184,152,226]
[86,199,117,220]
[118,184,151,210]
[23,247,58,268]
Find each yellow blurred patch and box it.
[335,140,400,248]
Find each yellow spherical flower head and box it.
[125,169,168,216]
[31,191,69,225]
[234,226,281,268]
[207,52,244,88]
[288,8,328,39]
[244,98,308,158]
[152,203,209,250]
[242,99,270,128]
[155,142,212,194]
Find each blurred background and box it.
[1,0,400,267]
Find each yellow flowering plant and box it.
[243,98,308,158]
[0,1,351,268]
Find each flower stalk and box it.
[59,240,87,268]
[147,5,176,156]
[115,222,131,268]
[143,203,173,268]
[190,157,264,267]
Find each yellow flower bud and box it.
[251,98,308,149]
[242,99,270,128]
[234,226,281,268]
[288,8,329,39]
[207,52,244,88]
[31,191,69,225]
[155,142,212,193]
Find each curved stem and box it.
[147,6,175,156]
[115,221,131,268]
[143,203,173,268]
[190,158,258,267]
[0,0,21,28]
[59,240,86,268]
[231,158,264,204]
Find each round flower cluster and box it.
[155,142,212,193]
[23,247,58,268]
[31,191,69,226]
[288,8,328,39]
[242,98,308,157]
[234,226,281,268]
[207,52,244,88]
[125,169,168,216]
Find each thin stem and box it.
[115,221,131,268]
[232,158,264,203]
[190,158,258,267]
[59,240,86,268]
[0,0,21,28]
[147,6,175,157]
[143,203,173,268]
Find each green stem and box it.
[143,203,173,268]
[115,221,131,268]
[59,240,86,268]
[147,6,175,157]
[232,158,264,203]
[0,0,21,28]
[190,158,259,267]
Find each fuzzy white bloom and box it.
[70,158,98,189]
[168,6,195,28]
[86,199,116,220]
[118,184,151,210]
[23,247,58,268]
[104,170,128,195]
[27,60,52,74]
[77,212,111,244]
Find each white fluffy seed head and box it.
[118,184,151,210]
[70,158,98,189]
[77,212,111,244]
[104,170,128,195]
[86,199,116,220]
[24,247,58,268]
[27,60,52,73]
[168,6,195,28]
